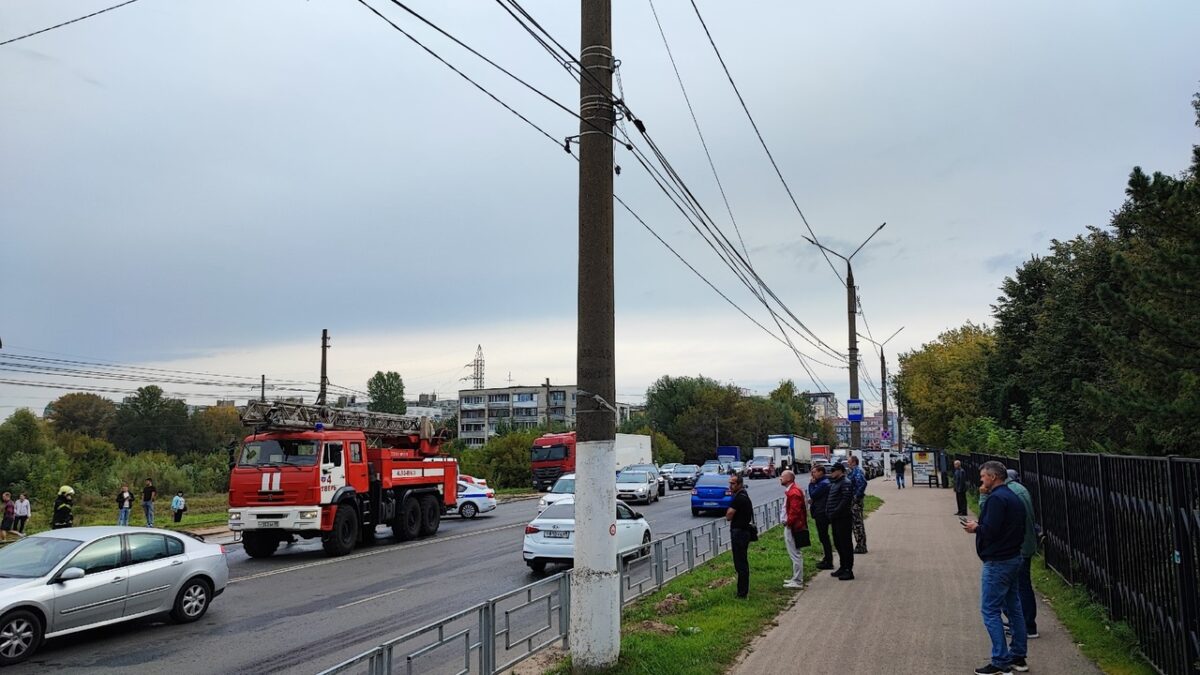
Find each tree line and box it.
[894,92,1200,458]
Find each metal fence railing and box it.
[960,451,1200,675]
[317,496,785,675]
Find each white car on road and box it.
[522,500,651,575]
[537,474,576,511]
[450,481,497,519]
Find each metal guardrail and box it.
[318,496,785,675]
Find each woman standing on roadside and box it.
[1,492,22,541]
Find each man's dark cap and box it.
[830,462,846,472]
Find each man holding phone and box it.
[963,461,1029,674]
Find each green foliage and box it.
[47,392,116,438]
[626,426,685,464]
[366,371,407,414]
[189,405,244,454]
[893,323,994,447]
[449,429,540,488]
[110,386,191,455]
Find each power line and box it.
[1,0,143,47]
[685,0,844,288]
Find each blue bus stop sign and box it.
[847,399,864,422]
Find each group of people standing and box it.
[1,491,31,541]
[963,460,1040,675]
[724,454,874,597]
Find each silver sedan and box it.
[0,526,229,666]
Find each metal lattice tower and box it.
[462,345,485,390]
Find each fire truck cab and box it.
[229,402,457,558]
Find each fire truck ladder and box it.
[240,400,435,440]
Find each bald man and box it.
[779,469,809,588]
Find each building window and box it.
[488,394,510,403]
[462,396,483,405]
[514,393,536,402]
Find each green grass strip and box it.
[546,493,883,674]
[966,492,1155,675]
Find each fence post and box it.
[686,527,695,571]
[1061,455,1075,584]
[1096,454,1121,620]
[1033,452,1044,534]
[711,522,720,559]
[559,572,571,649]
[1167,457,1199,675]
[382,645,394,675]
[480,601,496,675]
[653,539,665,589]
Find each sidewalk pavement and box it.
[730,480,1099,675]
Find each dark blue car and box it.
[690,473,733,516]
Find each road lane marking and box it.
[229,521,526,584]
[336,587,408,609]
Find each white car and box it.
[616,470,658,504]
[522,500,651,574]
[450,481,496,519]
[538,474,577,511]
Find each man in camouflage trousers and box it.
[848,455,868,554]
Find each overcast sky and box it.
[2,0,1197,418]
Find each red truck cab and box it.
[531,431,576,491]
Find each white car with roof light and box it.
[450,481,496,519]
[522,500,651,574]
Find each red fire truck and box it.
[228,401,457,558]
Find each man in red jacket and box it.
[779,470,809,589]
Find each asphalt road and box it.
[13,477,796,674]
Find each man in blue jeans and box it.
[964,461,1028,674]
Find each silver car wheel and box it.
[0,617,34,659]
[182,583,208,617]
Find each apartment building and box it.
[458,384,635,447]
[802,392,840,420]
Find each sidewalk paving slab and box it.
[729,480,1100,675]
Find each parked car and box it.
[522,501,651,574]
[668,464,702,490]
[538,474,577,511]
[0,527,229,666]
[451,481,496,519]
[700,460,725,474]
[616,471,658,504]
[746,457,777,479]
[728,461,746,477]
[460,474,489,487]
[691,473,734,516]
[622,463,666,497]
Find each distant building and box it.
[458,384,634,447]
[802,392,840,420]
[833,411,897,449]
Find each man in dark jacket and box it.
[725,474,754,598]
[954,459,969,516]
[807,465,834,569]
[825,462,855,580]
[964,461,1028,674]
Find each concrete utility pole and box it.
[317,329,330,406]
[571,0,619,669]
[804,223,886,451]
[544,378,551,429]
[260,375,266,403]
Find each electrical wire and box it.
[1,0,143,47]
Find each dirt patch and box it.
[707,576,733,589]
[635,620,678,636]
[501,644,564,674]
[655,593,689,614]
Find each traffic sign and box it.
[881,429,891,440]
[881,439,892,450]
[847,399,864,422]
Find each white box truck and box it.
[615,433,653,469]
[768,434,813,472]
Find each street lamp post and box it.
[860,326,904,450]
[803,223,886,451]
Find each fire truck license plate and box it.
[258,521,278,528]
[545,531,570,539]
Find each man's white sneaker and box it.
[782,581,803,589]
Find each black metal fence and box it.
[960,451,1200,675]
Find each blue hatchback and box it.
[690,473,733,516]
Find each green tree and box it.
[367,371,407,414]
[109,386,191,455]
[189,405,245,453]
[47,392,116,438]
[893,323,994,448]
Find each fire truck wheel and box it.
[418,495,441,536]
[242,532,279,558]
[393,498,422,542]
[459,502,479,519]
[322,505,358,557]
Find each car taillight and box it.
[486,491,494,498]
[220,545,227,554]
[525,525,540,534]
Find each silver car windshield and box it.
[0,536,82,578]
[617,472,649,484]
